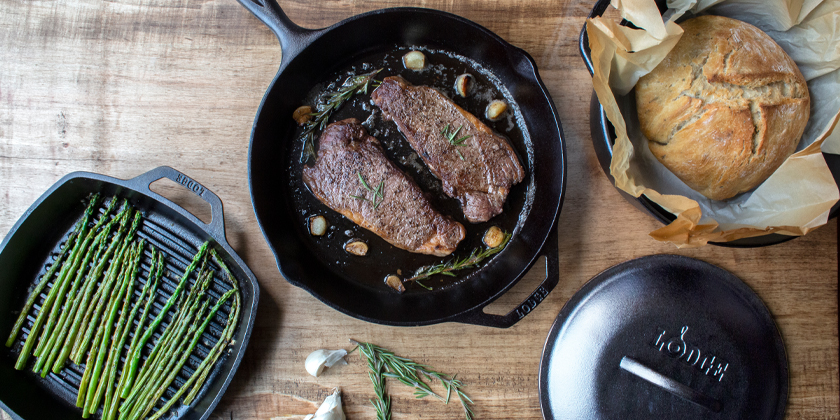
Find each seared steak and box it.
[302,119,465,257]
[371,76,525,223]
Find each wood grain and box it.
[0,0,837,419]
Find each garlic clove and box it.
[403,50,426,70]
[305,349,349,377]
[344,240,368,256]
[308,388,346,420]
[309,215,328,236]
[485,99,508,121]
[454,73,473,97]
[483,226,505,248]
[385,275,405,293]
[293,105,313,125]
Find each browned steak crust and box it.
[302,119,465,257]
[371,76,525,223]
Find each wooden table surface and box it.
[0,0,837,418]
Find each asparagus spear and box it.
[85,240,145,416]
[105,251,162,420]
[69,203,133,362]
[131,289,234,420]
[75,212,139,407]
[76,264,123,410]
[14,196,100,370]
[34,228,108,376]
[111,251,163,412]
[57,207,130,369]
[36,206,121,376]
[121,298,208,420]
[73,210,140,363]
[121,269,213,411]
[101,248,154,419]
[82,238,141,413]
[182,249,242,404]
[178,286,239,406]
[33,196,115,360]
[5,230,78,348]
[119,241,209,398]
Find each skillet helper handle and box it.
[452,227,560,328]
[579,0,612,76]
[235,0,318,67]
[127,166,227,241]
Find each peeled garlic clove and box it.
[385,275,405,293]
[485,99,508,121]
[305,349,349,377]
[403,50,426,70]
[483,226,505,248]
[309,215,328,236]
[308,388,346,420]
[344,240,368,256]
[293,105,313,125]
[454,74,473,97]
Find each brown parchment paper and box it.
[587,0,840,247]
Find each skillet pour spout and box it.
[240,0,567,327]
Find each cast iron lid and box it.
[539,254,787,419]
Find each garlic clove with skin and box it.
[303,388,346,420]
[305,349,349,377]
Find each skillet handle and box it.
[126,166,227,242]
[235,0,320,68]
[579,0,612,76]
[449,227,560,329]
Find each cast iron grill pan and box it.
[0,167,259,420]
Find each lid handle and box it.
[620,356,723,413]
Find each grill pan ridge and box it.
[0,166,259,420]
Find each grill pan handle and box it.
[579,0,612,76]
[235,0,322,70]
[126,166,227,242]
[449,227,560,328]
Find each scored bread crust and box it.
[635,15,810,201]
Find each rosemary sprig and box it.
[408,231,511,283]
[299,69,382,162]
[352,340,474,420]
[351,171,385,209]
[441,124,471,161]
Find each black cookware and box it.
[579,0,840,247]
[539,255,787,419]
[238,1,566,327]
[0,167,259,420]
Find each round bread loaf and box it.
[635,15,810,201]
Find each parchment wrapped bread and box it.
[635,15,810,201]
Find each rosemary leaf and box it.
[442,124,472,158]
[415,280,432,290]
[357,171,373,192]
[352,340,473,420]
[354,172,385,209]
[298,68,382,162]
[408,231,511,284]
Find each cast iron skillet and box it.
[579,0,840,247]
[0,167,259,420]
[239,1,566,327]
